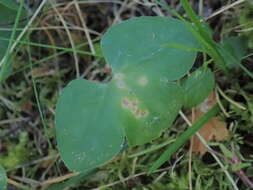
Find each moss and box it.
[0,132,30,169]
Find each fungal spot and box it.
[138,76,148,86]
[140,110,148,117]
[114,73,128,89]
[135,109,149,118]
[131,100,138,107]
[122,98,130,108]
[131,106,138,114]
[114,73,124,79]
[135,109,141,115]
[121,97,148,118]
[116,80,127,89]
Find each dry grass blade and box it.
[205,0,246,20]
[41,172,80,186]
[73,0,96,55]
[49,1,80,78]
[217,86,247,110]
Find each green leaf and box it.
[56,79,125,172]
[218,144,234,159]
[101,16,199,80]
[0,165,7,190]
[56,16,200,171]
[216,36,253,78]
[231,163,251,172]
[182,68,215,108]
[219,36,248,68]
[110,78,183,146]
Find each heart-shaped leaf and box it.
[56,16,200,171]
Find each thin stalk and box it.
[0,0,49,67]
[0,37,100,57]
[27,42,52,149]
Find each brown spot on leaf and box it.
[121,98,148,118]
[122,98,129,105]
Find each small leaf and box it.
[222,37,247,60]
[0,165,7,190]
[218,144,234,159]
[231,163,251,172]
[182,68,215,108]
[218,36,248,68]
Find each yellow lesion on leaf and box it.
[114,73,124,79]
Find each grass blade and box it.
[0,0,25,82]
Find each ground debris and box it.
[191,92,229,154]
